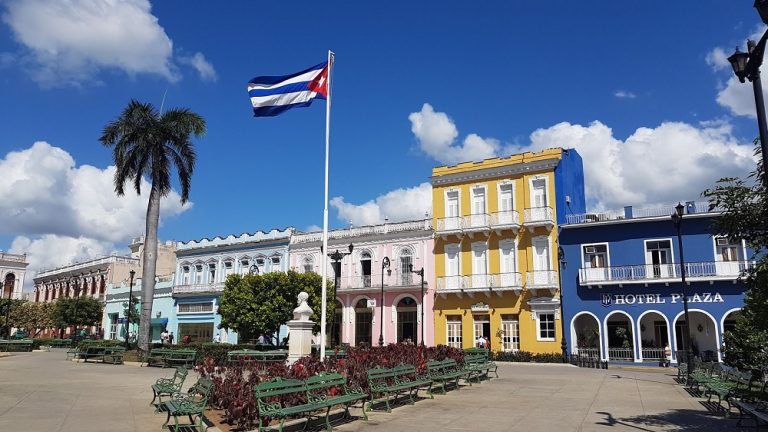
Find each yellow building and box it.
[431,148,585,353]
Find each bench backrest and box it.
[173,367,189,385]
[305,372,346,393]
[254,378,306,399]
[464,348,489,357]
[367,367,394,381]
[427,359,456,371]
[392,364,417,377]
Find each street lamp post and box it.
[557,246,568,361]
[409,264,426,346]
[671,202,694,384]
[378,257,390,346]
[4,280,12,340]
[727,0,768,189]
[324,243,353,348]
[70,276,83,341]
[125,270,135,350]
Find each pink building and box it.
[289,219,434,347]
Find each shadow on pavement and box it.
[595,408,746,432]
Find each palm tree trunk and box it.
[138,184,161,353]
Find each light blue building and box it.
[103,277,176,343]
[173,228,294,344]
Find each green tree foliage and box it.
[8,301,54,337]
[100,100,206,352]
[0,298,25,337]
[218,271,334,344]
[123,296,140,325]
[52,297,103,329]
[703,143,768,372]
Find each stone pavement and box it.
[0,350,751,431]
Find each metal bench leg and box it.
[162,410,171,429]
[324,406,333,431]
[359,401,369,421]
[385,392,392,413]
[150,389,158,406]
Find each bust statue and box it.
[293,291,313,321]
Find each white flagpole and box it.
[320,50,334,361]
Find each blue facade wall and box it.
[560,214,750,363]
[103,280,176,343]
[554,149,586,224]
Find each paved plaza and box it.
[0,350,749,432]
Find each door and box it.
[646,241,672,278]
[498,184,514,224]
[445,244,460,290]
[471,187,486,227]
[471,243,488,288]
[361,252,372,287]
[473,315,491,348]
[715,238,742,276]
[445,191,460,230]
[532,237,551,285]
[399,251,413,285]
[583,245,608,282]
[531,179,548,220]
[499,240,517,287]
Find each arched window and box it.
[399,248,413,285]
[397,297,418,343]
[3,273,15,298]
[354,298,372,346]
[360,252,372,287]
[302,256,314,274]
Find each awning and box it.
[150,318,169,327]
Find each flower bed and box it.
[490,350,566,363]
[195,344,463,431]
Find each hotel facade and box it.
[431,148,585,353]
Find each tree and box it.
[0,298,25,338]
[703,142,768,373]
[123,295,141,324]
[100,100,206,352]
[218,271,334,344]
[52,297,103,333]
[8,302,54,337]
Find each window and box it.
[501,315,519,352]
[446,316,462,348]
[256,258,266,274]
[537,313,556,341]
[499,240,516,274]
[360,252,372,287]
[471,242,489,288]
[354,299,372,346]
[399,249,413,285]
[302,256,314,273]
[109,313,118,340]
[582,244,609,282]
[531,178,548,208]
[224,261,233,278]
[444,243,460,290]
[240,259,250,275]
[178,302,214,313]
[396,297,418,343]
[444,190,460,230]
[194,265,203,284]
[182,266,190,284]
[498,183,514,212]
[207,263,216,284]
[178,323,214,344]
[645,240,672,278]
[271,256,281,273]
[715,237,741,262]
[471,186,486,215]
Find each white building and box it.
[1,252,28,300]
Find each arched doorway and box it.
[572,312,600,358]
[396,296,417,343]
[674,310,720,362]
[354,298,372,346]
[330,299,343,347]
[604,311,635,361]
[3,273,15,298]
[638,311,669,361]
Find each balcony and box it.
[578,261,753,286]
[523,207,554,231]
[335,273,425,291]
[172,282,224,296]
[525,270,558,294]
[436,216,463,236]
[490,210,521,233]
[436,272,522,297]
[462,213,491,234]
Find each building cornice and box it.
[431,158,560,187]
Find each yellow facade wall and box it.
[431,149,565,353]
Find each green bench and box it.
[151,367,189,411]
[254,373,368,432]
[704,369,753,415]
[366,364,432,413]
[227,349,288,369]
[161,377,213,431]
[73,345,125,364]
[426,358,470,394]
[48,339,72,348]
[146,349,197,368]
[463,348,498,382]
[0,339,33,352]
[735,380,768,429]
[688,362,719,391]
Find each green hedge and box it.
[490,351,566,363]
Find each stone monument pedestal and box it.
[286,291,315,365]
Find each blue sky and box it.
[0,0,765,280]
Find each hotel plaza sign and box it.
[601,292,724,307]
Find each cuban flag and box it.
[247,62,329,117]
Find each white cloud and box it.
[179,52,217,82]
[0,141,192,287]
[710,25,768,117]
[706,47,730,72]
[409,103,501,165]
[331,183,432,226]
[0,0,214,86]
[613,91,636,99]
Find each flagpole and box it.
[320,50,334,361]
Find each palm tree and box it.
[100,100,205,353]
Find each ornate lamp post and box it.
[727,0,768,189]
[324,243,353,348]
[378,257,390,346]
[557,246,568,361]
[671,202,694,383]
[409,264,426,346]
[249,263,260,275]
[4,278,12,340]
[125,270,135,350]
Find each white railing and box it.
[337,273,423,290]
[292,219,432,243]
[578,261,753,284]
[37,256,138,278]
[490,210,521,228]
[565,201,719,225]
[172,282,225,295]
[462,213,491,231]
[523,207,554,225]
[0,252,26,263]
[641,348,666,360]
[607,348,634,360]
[525,270,558,287]
[436,216,462,232]
[576,347,601,358]
[436,272,523,292]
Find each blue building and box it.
[103,277,176,343]
[172,228,294,344]
[560,201,751,364]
